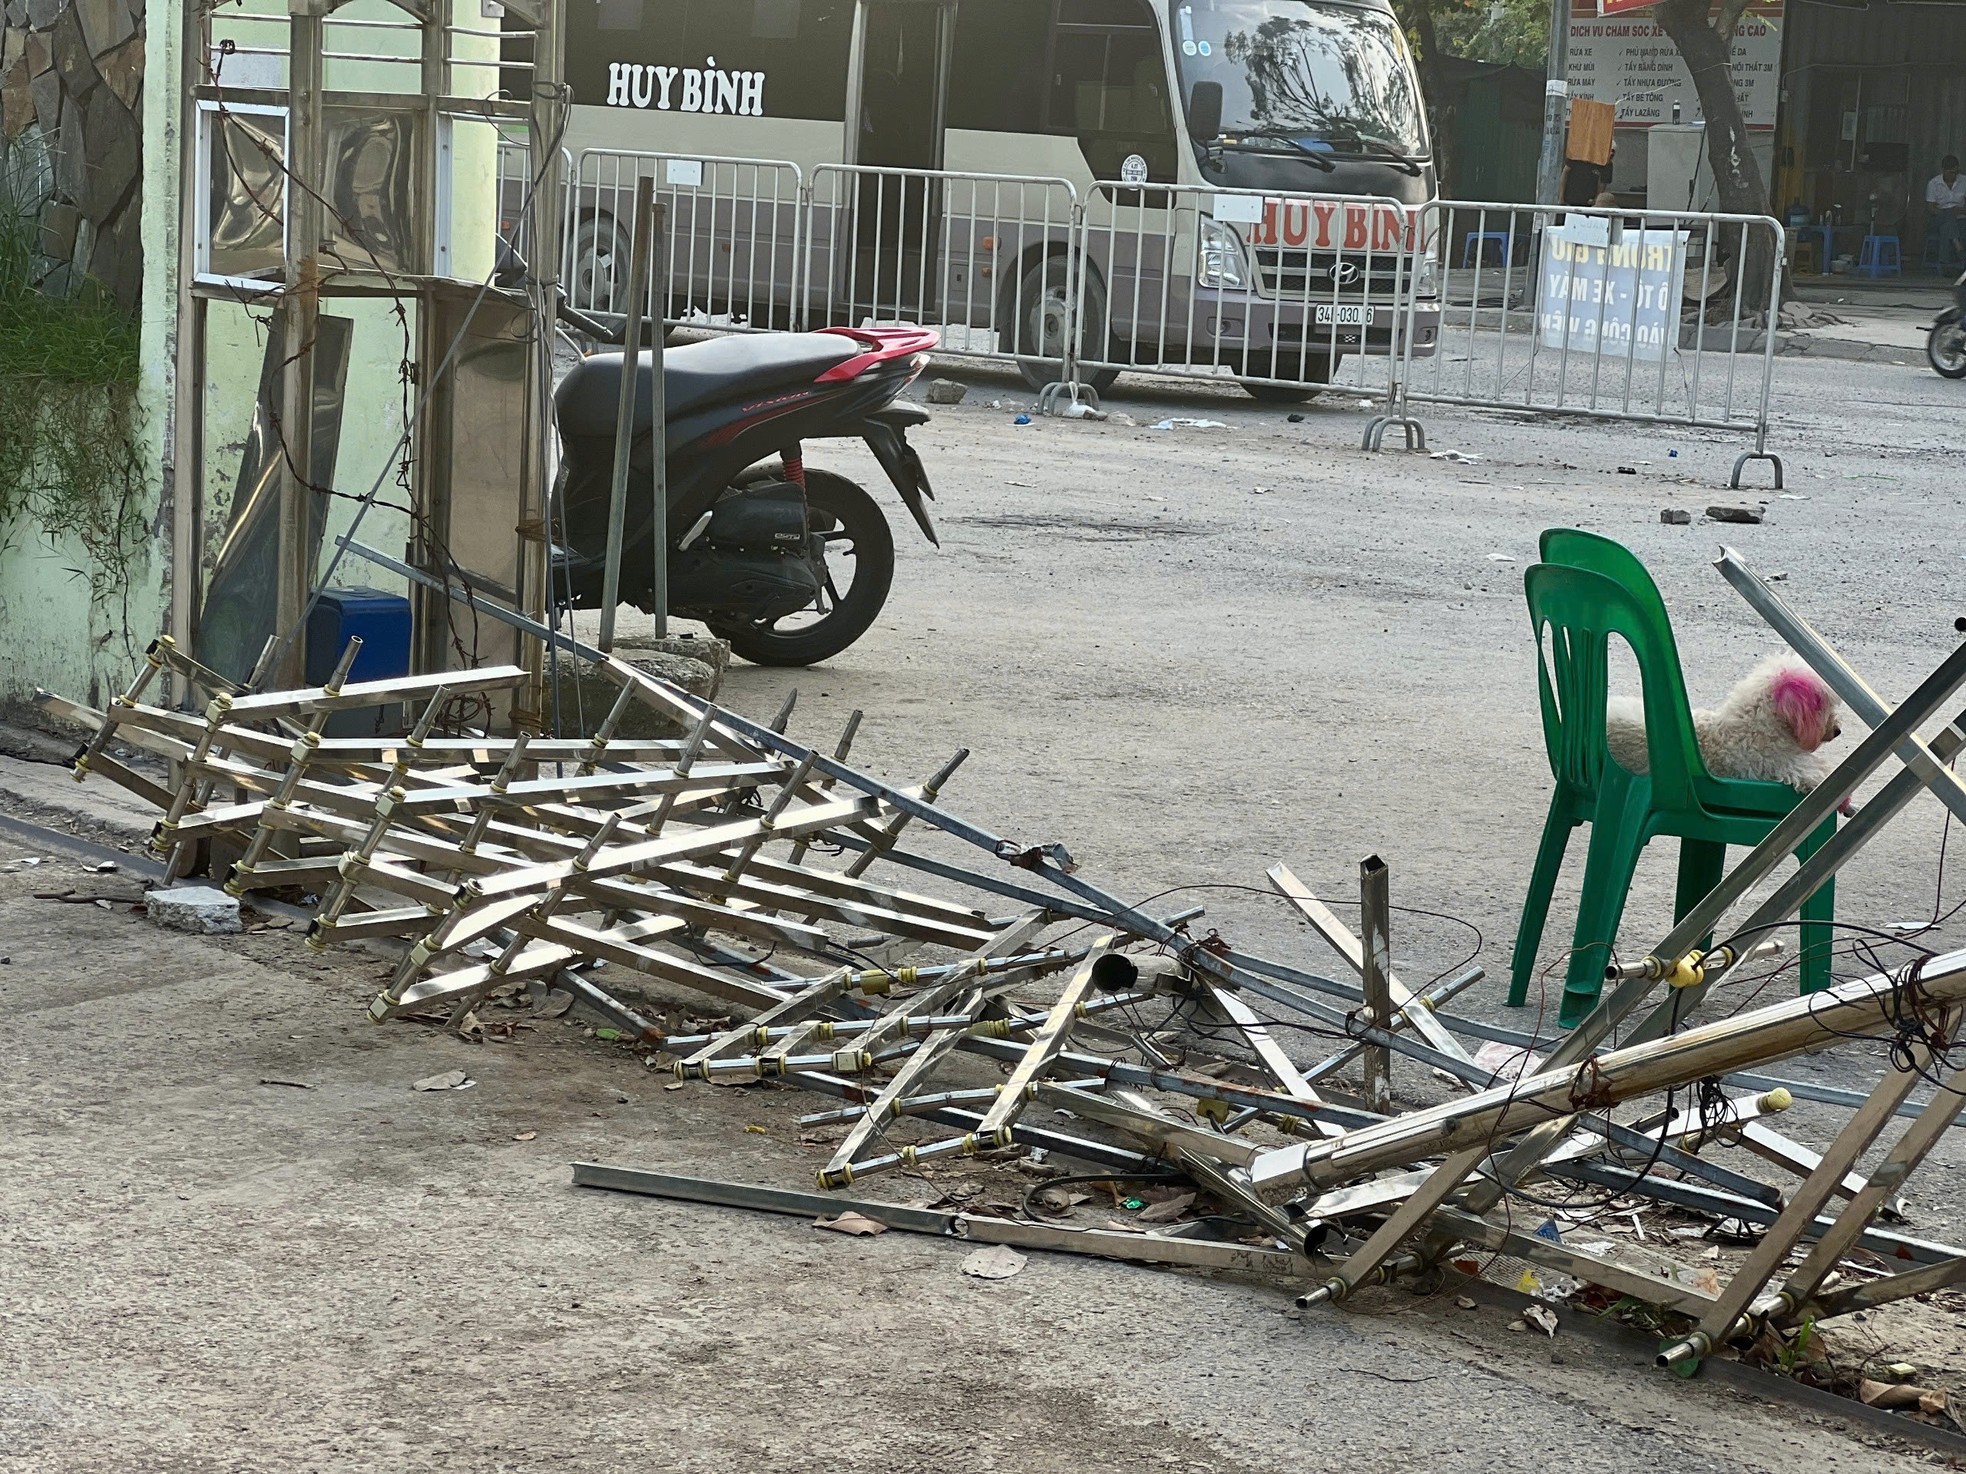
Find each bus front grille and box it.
[1252,248,1394,300]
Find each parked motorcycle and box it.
[1927,270,1966,379]
[552,303,939,666]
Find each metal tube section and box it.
[598,174,655,652]
[1358,855,1393,1114]
[1246,947,1966,1193]
[649,199,668,636]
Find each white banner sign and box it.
[1537,222,1688,361]
[1565,15,1781,129]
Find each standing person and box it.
[1928,155,1966,269]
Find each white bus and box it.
[547,0,1441,399]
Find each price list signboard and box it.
[1566,0,1783,130]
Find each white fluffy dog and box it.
[1605,657,1854,812]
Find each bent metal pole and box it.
[1245,948,1966,1193]
[598,173,657,654]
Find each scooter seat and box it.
[556,333,859,439]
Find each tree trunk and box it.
[1654,0,1788,311]
[1399,0,1453,190]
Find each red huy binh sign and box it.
[1244,200,1416,252]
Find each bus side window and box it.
[948,0,1049,134]
[1045,0,1175,182]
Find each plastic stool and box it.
[1857,235,1901,278]
[1461,231,1510,267]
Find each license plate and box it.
[1314,304,1372,326]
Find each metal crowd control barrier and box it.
[562,148,804,333]
[800,164,1081,389]
[1068,183,1438,405]
[1369,201,1786,488]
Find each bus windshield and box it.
[1172,1,1428,159]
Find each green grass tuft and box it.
[0,207,140,386]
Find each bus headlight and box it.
[1198,216,1249,291]
[1414,253,1440,299]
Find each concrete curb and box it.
[1776,332,1924,362]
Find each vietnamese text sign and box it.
[1567,3,1782,129]
[1538,222,1687,361]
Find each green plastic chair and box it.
[1507,545,1836,1027]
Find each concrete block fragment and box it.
[925,378,967,405]
[146,885,243,934]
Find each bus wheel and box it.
[1012,259,1119,395]
[570,212,634,314]
[1238,353,1339,404]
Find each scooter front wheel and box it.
[711,470,896,667]
[1928,319,1966,379]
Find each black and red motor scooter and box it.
[553,307,939,667]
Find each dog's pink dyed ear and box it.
[1771,667,1829,751]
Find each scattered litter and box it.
[1430,450,1481,464]
[1668,449,1679,458]
[1058,401,1107,420]
[1707,505,1765,524]
[1252,485,1272,495]
[1485,553,1515,562]
[1523,1304,1559,1337]
[960,1245,1027,1280]
[1012,413,1033,425]
[595,1027,625,1042]
[1616,465,1638,475]
[1149,417,1229,430]
[1474,1039,1543,1080]
[259,1077,313,1090]
[1779,493,1809,500]
[1286,412,1305,423]
[513,1131,537,1141]
[1661,508,1692,525]
[92,861,118,873]
[745,1124,767,1135]
[411,1070,470,1092]
[1455,1296,1477,1310]
[1858,1379,1948,1415]
[815,1211,888,1237]
[1136,1192,1196,1225]
[145,885,242,935]
[535,990,574,1020]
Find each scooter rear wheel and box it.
[711,471,895,667]
[1928,320,1966,379]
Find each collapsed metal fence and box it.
[41,541,1966,1395]
[555,149,1785,479]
